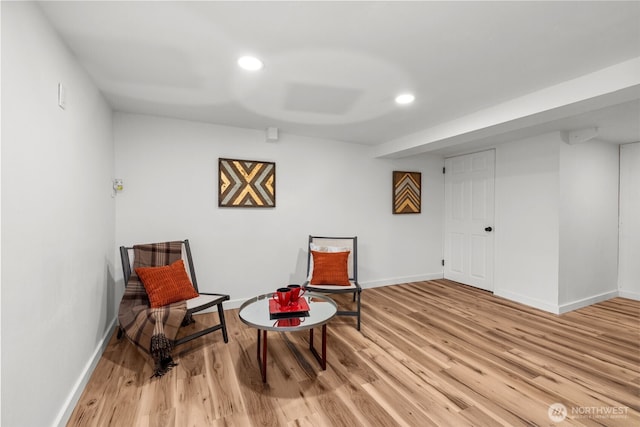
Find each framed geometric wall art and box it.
[393,171,421,214]
[218,158,276,208]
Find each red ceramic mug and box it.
[287,284,306,304]
[273,287,292,307]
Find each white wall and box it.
[1,3,115,427]
[494,133,561,312]
[114,113,444,305]
[558,140,619,310]
[493,132,624,313]
[619,142,640,299]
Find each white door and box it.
[444,150,495,291]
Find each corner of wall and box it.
[53,319,117,427]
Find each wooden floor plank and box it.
[67,280,640,426]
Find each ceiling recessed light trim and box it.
[237,55,264,71]
[395,93,415,105]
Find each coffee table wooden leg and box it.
[256,329,260,360]
[257,329,268,382]
[321,324,327,370]
[309,326,328,370]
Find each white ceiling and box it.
[38,1,640,157]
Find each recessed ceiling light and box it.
[237,56,264,71]
[395,93,415,105]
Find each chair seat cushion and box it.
[186,294,223,310]
[305,281,358,291]
[310,250,351,286]
[135,259,199,308]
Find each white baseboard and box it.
[361,273,444,289]
[224,298,245,310]
[495,288,621,315]
[558,290,619,314]
[222,273,445,310]
[54,318,117,427]
[494,289,561,314]
[618,289,640,301]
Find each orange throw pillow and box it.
[310,250,351,286]
[135,259,199,308]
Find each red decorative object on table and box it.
[269,297,310,318]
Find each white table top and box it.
[238,292,337,332]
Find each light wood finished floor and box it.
[68,280,640,426]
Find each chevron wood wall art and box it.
[393,171,421,214]
[218,158,276,208]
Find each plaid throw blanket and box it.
[118,241,188,377]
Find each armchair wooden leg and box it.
[217,303,229,343]
[356,291,361,331]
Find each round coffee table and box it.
[238,292,337,382]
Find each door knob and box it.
[484,226,493,232]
